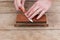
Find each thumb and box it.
[19,5,26,13]
[22,0,25,6]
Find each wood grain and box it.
[0,0,60,28]
[0,0,60,40]
[0,0,60,13]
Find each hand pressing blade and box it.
[14,0,33,22]
[25,0,52,21]
[18,6,33,22]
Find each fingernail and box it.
[36,17,39,20]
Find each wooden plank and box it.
[0,0,60,2]
[0,1,60,13]
[0,0,38,1]
[15,23,48,27]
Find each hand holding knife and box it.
[14,0,52,22]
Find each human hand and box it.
[25,0,52,22]
[14,0,25,12]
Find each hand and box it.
[25,0,52,22]
[14,0,25,12]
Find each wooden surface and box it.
[0,0,60,29]
[0,0,59,28]
[0,0,60,40]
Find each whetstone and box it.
[15,13,48,27]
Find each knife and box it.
[19,7,33,22]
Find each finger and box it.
[29,8,43,19]
[19,5,25,13]
[37,9,46,19]
[14,0,19,10]
[22,0,25,6]
[16,0,21,7]
[25,2,37,15]
[24,13,33,22]
[27,6,39,18]
[17,0,25,13]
